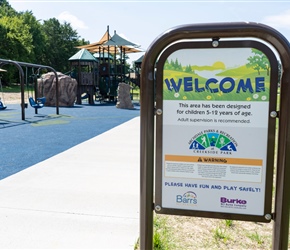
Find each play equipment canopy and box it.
[73,26,143,102]
[77,26,143,55]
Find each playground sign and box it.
[154,40,278,221]
[140,23,290,250]
[156,41,278,221]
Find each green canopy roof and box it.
[135,54,144,64]
[103,31,138,47]
[69,48,98,62]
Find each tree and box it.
[246,49,270,75]
[164,58,184,71]
[184,64,193,73]
[42,18,80,72]
[0,3,91,81]
[0,15,33,61]
[0,15,33,83]
[173,58,182,71]
[20,11,46,64]
[164,59,171,70]
[0,0,17,17]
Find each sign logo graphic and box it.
[220,197,247,210]
[189,130,237,152]
[176,191,198,205]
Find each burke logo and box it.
[220,197,247,204]
[176,191,197,205]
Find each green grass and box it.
[216,65,255,78]
[152,215,176,250]
[213,226,230,243]
[1,83,22,93]
[131,86,140,101]
[134,214,176,250]
[225,219,233,227]
[248,231,264,245]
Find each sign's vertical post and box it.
[273,70,290,250]
[140,54,155,250]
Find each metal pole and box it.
[0,60,25,119]
[34,74,38,115]
[140,52,155,250]
[50,69,59,115]
[19,66,25,120]
[273,70,290,250]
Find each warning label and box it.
[164,155,262,182]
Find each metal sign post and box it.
[140,22,290,250]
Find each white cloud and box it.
[262,9,290,29]
[58,11,88,30]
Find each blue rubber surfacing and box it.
[0,102,140,180]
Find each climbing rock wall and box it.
[38,72,77,106]
[116,82,134,109]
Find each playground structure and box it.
[0,59,59,120]
[72,26,143,103]
[69,48,98,105]
[131,54,143,87]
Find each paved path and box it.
[0,117,140,249]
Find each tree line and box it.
[0,0,88,84]
[164,58,194,73]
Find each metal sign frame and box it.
[155,40,278,222]
[140,22,290,250]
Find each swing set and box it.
[0,59,59,120]
[26,70,46,109]
[0,73,7,110]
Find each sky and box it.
[8,0,290,65]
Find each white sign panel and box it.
[160,46,274,216]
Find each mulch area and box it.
[0,102,140,180]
